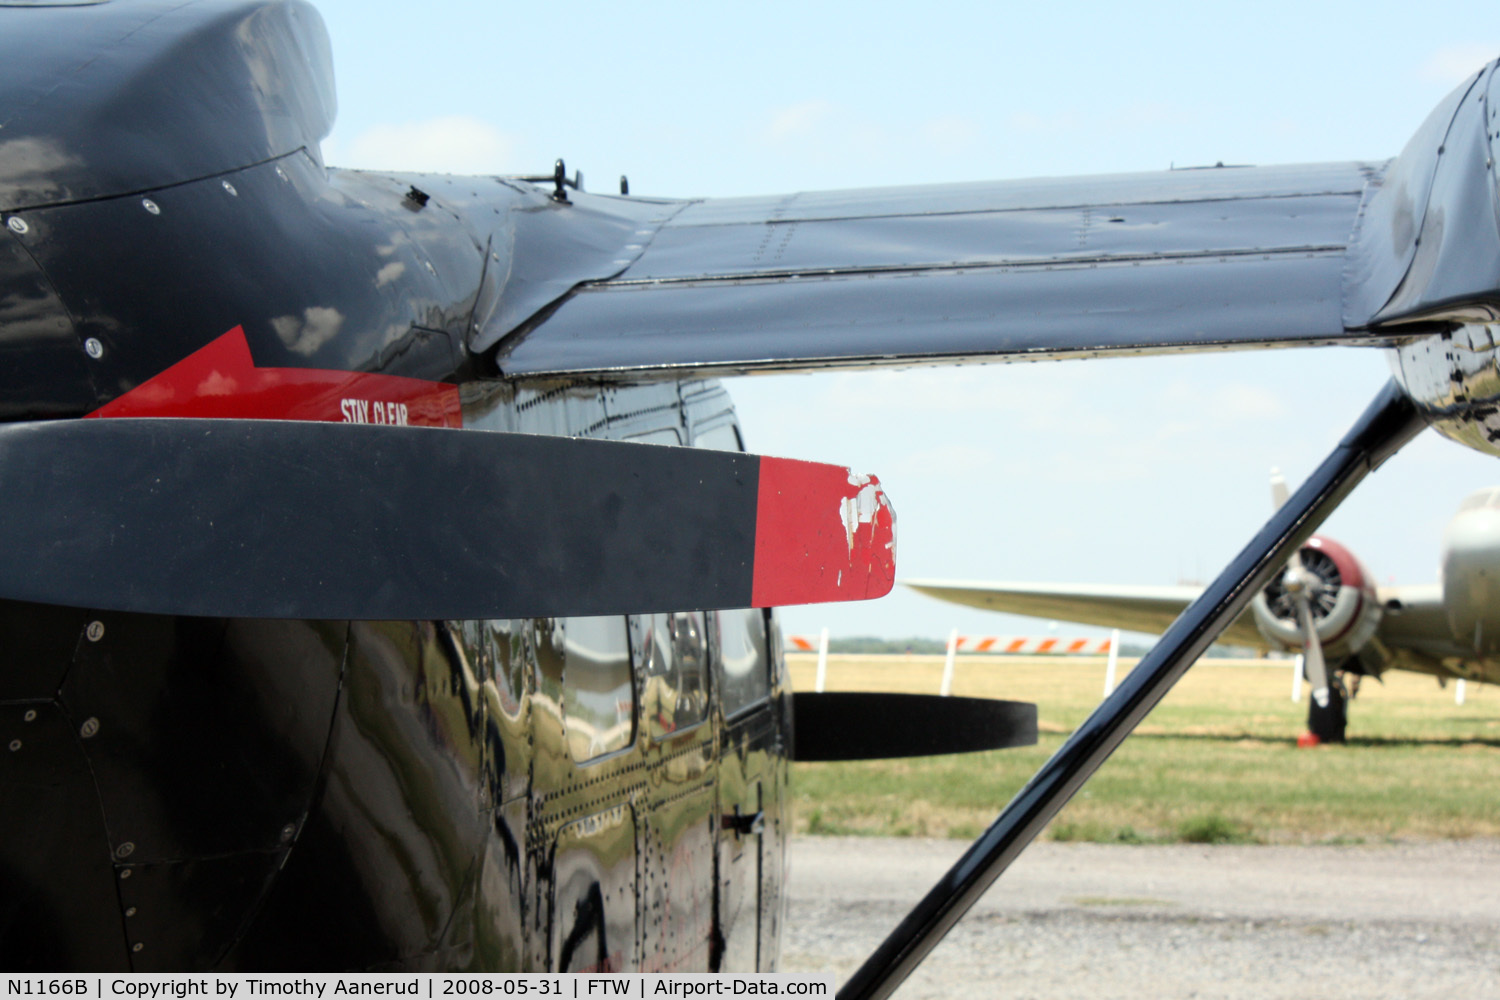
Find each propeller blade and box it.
[1293,589,1330,708]
[1270,467,1290,511]
[788,693,1037,761]
[1270,468,1309,575]
[837,380,1425,1000]
[0,418,895,620]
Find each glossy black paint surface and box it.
[0,144,678,418]
[1,611,345,971]
[0,700,126,971]
[10,152,484,401]
[0,0,334,212]
[0,234,90,420]
[227,620,495,970]
[838,381,1427,1000]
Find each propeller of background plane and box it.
[1270,468,1331,710]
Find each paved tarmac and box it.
[784,836,1500,999]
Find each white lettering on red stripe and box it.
[340,398,409,425]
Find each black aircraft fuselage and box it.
[0,0,792,971]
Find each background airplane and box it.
[908,478,1500,743]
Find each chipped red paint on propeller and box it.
[751,456,896,607]
[87,327,462,427]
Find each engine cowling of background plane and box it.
[1249,535,1381,663]
[1441,488,1500,654]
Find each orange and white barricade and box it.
[951,635,1116,654]
[787,630,1123,697]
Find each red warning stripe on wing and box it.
[751,456,896,607]
[87,327,461,427]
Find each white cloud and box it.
[1162,380,1284,422]
[374,261,406,287]
[754,101,893,168]
[328,116,518,174]
[762,100,838,143]
[1418,43,1499,84]
[890,442,998,481]
[272,307,345,356]
[920,115,982,155]
[1005,109,1082,134]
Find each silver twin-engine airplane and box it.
[909,477,1500,743]
[1,2,1499,996]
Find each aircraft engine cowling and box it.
[1441,488,1500,654]
[1249,535,1381,663]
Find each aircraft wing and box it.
[489,161,1391,378]
[903,578,1271,651]
[1375,583,1475,668]
[479,57,1500,387]
[488,58,1500,381]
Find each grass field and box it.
[787,653,1500,843]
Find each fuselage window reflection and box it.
[691,420,742,453]
[561,615,635,763]
[627,428,682,447]
[636,612,709,741]
[690,418,771,717]
[716,609,770,717]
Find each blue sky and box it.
[310,0,1500,641]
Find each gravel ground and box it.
[785,836,1500,999]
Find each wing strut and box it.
[838,379,1425,1000]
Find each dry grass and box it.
[788,653,1500,842]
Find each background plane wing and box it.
[490,162,1388,378]
[1375,583,1472,668]
[903,578,1270,651]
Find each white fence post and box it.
[814,627,829,693]
[940,628,959,696]
[1103,629,1121,697]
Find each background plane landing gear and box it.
[1303,671,1349,745]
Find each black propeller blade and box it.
[0,417,895,620]
[838,379,1425,1000]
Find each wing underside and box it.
[491,162,1390,379]
[1375,583,1486,671]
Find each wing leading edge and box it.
[905,578,1500,681]
[902,578,1269,651]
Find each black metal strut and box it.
[838,379,1426,1000]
